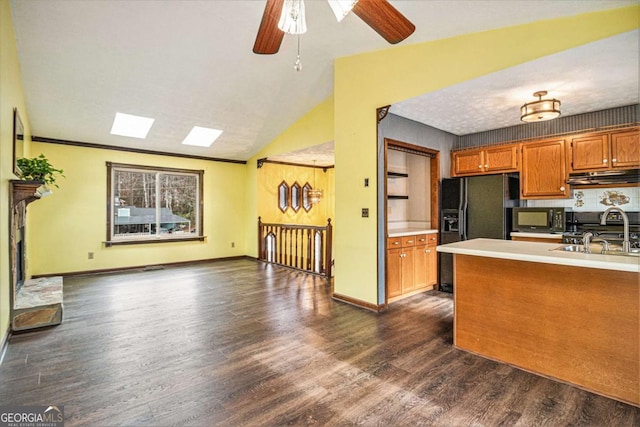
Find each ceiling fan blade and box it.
[352,0,415,44]
[253,0,285,54]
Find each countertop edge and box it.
[510,232,564,239]
[388,229,439,238]
[437,238,639,273]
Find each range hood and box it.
[567,169,640,185]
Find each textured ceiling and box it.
[10,0,639,164]
[391,30,639,136]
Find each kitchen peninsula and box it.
[437,239,639,406]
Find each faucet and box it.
[600,206,630,253]
[591,238,611,254]
[582,232,594,253]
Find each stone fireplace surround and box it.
[10,180,63,331]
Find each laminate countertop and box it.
[437,238,639,273]
[388,229,438,238]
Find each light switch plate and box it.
[362,208,369,218]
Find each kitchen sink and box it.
[552,245,585,253]
[601,248,640,258]
[551,245,640,257]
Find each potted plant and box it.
[16,154,65,188]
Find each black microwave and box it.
[512,207,565,233]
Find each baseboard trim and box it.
[31,256,252,278]
[0,328,11,366]
[332,293,385,313]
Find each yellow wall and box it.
[0,0,32,340]
[27,142,247,275]
[333,6,640,304]
[257,162,333,226]
[245,96,334,256]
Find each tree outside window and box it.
[106,162,204,245]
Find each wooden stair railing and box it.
[258,218,333,278]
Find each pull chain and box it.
[293,35,302,72]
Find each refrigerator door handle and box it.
[460,179,468,240]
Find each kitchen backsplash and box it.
[526,186,640,211]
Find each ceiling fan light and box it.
[520,91,561,123]
[278,0,307,35]
[328,0,358,22]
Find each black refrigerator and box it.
[439,174,520,292]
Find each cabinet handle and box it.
[406,240,413,244]
[393,241,399,245]
[478,165,482,169]
[603,159,608,164]
[419,238,425,242]
[612,158,617,163]
[560,186,565,191]
[425,249,430,253]
[485,164,488,168]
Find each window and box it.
[302,183,312,212]
[291,182,301,212]
[106,162,204,245]
[278,181,289,212]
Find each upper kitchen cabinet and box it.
[568,127,640,172]
[609,128,639,169]
[520,138,569,199]
[451,144,518,176]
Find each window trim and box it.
[105,162,204,246]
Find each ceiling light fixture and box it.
[278,0,307,35]
[182,126,223,147]
[520,91,561,123]
[309,160,323,204]
[110,112,155,139]
[328,0,358,22]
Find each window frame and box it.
[105,162,205,246]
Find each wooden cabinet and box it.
[452,149,483,175]
[452,145,518,176]
[520,138,569,199]
[387,233,438,302]
[569,133,609,171]
[610,128,640,169]
[568,128,639,172]
[415,234,438,289]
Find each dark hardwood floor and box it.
[1,259,638,426]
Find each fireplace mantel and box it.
[11,180,45,208]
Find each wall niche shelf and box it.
[388,195,409,200]
[387,171,409,178]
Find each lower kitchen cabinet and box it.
[387,233,438,302]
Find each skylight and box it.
[110,112,155,139]
[182,126,223,147]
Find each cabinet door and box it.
[521,139,569,199]
[413,245,428,290]
[386,248,402,298]
[452,149,483,176]
[610,129,640,169]
[570,134,609,171]
[484,145,518,173]
[401,248,415,294]
[426,245,437,286]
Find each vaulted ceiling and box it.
[10,1,639,164]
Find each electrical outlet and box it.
[88,252,94,259]
[362,208,369,218]
[231,242,235,248]
[364,178,369,187]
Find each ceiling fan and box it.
[253,0,416,55]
